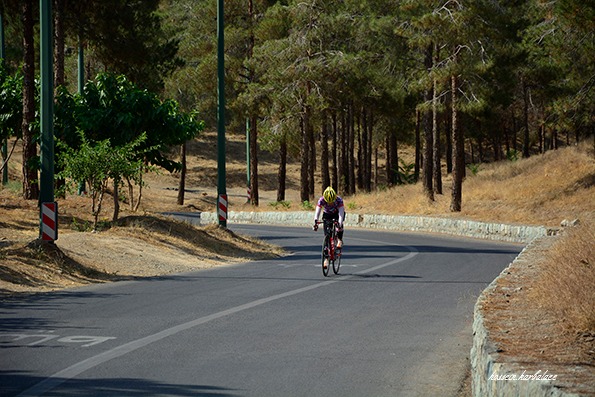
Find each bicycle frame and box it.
[316,219,342,276]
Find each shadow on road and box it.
[0,371,240,397]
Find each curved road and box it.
[0,224,522,397]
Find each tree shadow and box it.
[0,371,241,397]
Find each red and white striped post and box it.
[41,202,58,241]
[218,194,228,225]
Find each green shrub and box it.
[301,200,314,210]
[269,200,291,209]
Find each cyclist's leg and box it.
[322,213,334,237]
[325,211,343,246]
[338,210,345,240]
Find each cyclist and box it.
[313,186,345,269]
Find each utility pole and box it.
[39,0,57,241]
[217,0,227,227]
[76,32,86,196]
[1,9,7,186]
[78,34,84,94]
[246,118,250,202]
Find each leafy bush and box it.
[269,200,291,209]
[301,200,314,210]
[396,160,416,184]
[506,149,520,162]
[58,132,152,229]
[467,163,480,175]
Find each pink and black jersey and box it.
[317,196,344,215]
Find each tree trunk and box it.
[392,132,399,184]
[348,104,356,195]
[477,127,484,162]
[133,172,143,212]
[414,109,421,182]
[277,133,287,202]
[21,0,39,200]
[320,112,330,190]
[374,147,378,189]
[339,111,347,193]
[432,65,442,195]
[112,180,120,222]
[446,101,452,174]
[450,73,464,212]
[522,79,530,158]
[308,114,315,199]
[511,108,518,152]
[366,109,373,191]
[359,107,372,192]
[250,115,259,206]
[492,129,501,161]
[387,130,398,185]
[422,44,434,201]
[300,110,309,203]
[331,112,338,189]
[177,143,186,205]
[356,111,363,191]
[385,131,392,186]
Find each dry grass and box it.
[349,142,595,227]
[531,220,595,333]
[0,164,284,295]
[481,222,595,395]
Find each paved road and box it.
[0,224,522,397]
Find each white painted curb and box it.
[197,211,554,244]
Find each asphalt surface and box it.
[0,224,523,397]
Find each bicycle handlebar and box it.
[314,220,343,229]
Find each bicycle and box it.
[314,220,342,276]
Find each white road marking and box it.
[0,333,115,347]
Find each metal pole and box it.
[246,118,250,203]
[39,0,55,238]
[217,0,227,227]
[78,35,84,94]
[76,34,86,196]
[1,9,8,186]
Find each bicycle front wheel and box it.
[321,235,330,277]
[333,246,341,275]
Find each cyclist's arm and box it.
[314,205,322,223]
[338,206,345,226]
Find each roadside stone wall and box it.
[471,236,587,397]
[198,211,553,244]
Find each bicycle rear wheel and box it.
[321,235,330,277]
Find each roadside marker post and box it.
[216,0,227,227]
[41,202,58,241]
[218,194,228,225]
[39,1,56,241]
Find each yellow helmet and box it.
[323,186,337,203]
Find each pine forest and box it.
[1,0,593,212]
